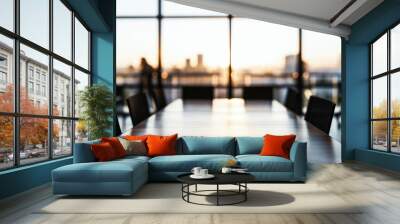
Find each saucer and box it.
[190,174,215,179]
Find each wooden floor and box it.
[1,162,400,224]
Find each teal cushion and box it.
[53,158,147,183]
[149,154,235,172]
[235,137,263,155]
[178,136,236,155]
[236,155,293,172]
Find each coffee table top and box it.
[177,173,255,185]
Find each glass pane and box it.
[162,0,225,16]
[0,0,14,31]
[75,18,89,70]
[20,117,49,165]
[0,34,14,112]
[74,69,89,118]
[53,0,72,60]
[302,30,341,104]
[116,19,158,86]
[232,18,298,86]
[162,19,229,87]
[75,120,88,143]
[391,72,400,118]
[391,24,400,70]
[20,0,49,49]
[372,121,388,151]
[0,116,13,170]
[117,0,158,16]
[20,44,49,115]
[53,119,72,157]
[53,59,72,117]
[391,120,400,153]
[372,77,387,119]
[303,30,341,72]
[372,33,387,76]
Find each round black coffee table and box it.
[177,173,255,206]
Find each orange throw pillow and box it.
[146,134,178,157]
[91,142,118,162]
[260,134,296,159]
[101,137,127,158]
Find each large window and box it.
[116,0,341,129]
[0,0,91,170]
[371,23,400,153]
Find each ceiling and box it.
[227,0,352,24]
[167,0,384,38]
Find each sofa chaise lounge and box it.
[52,136,307,196]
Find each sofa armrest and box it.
[73,140,100,163]
[289,141,307,181]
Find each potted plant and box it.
[79,84,114,140]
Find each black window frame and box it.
[0,0,92,171]
[370,21,400,153]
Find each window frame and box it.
[370,21,400,153]
[0,0,92,171]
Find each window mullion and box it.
[388,30,391,152]
[49,0,54,160]
[71,10,76,155]
[13,0,21,166]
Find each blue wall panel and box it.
[343,0,400,170]
[0,158,72,199]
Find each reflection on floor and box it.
[1,162,400,224]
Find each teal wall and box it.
[343,0,400,171]
[0,0,115,200]
[91,0,116,135]
[0,158,72,199]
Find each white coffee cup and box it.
[221,167,232,174]
[200,169,208,176]
[191,167,202,176]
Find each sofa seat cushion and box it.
[236,155,293,172]
[149,154,235,172]
[53,159,147,183]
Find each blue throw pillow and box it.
[235,137,263,155]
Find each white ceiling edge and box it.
[330,0,369,27]
[167,0,350,37]
[167,0,380,38]
[341,0,383,25]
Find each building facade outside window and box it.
[0,0,91,170]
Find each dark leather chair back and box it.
[151,88,167,111]
[284,88,303,115]
[305,96,336,134]
[126,92,151,126]
[242,86,273,100]
[115,118,122,136]
[182,86,214,100]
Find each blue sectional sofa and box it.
[52,136,307,196]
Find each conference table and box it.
[128,98,341,163]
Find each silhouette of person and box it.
[139,58,154,93]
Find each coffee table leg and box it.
[245,183,247,201]
[216,184,219,206]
